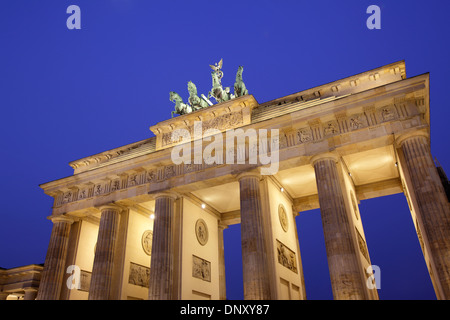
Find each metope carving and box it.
[128,173,138,187]
[380,105,396,122]
[323,121,339,136]
[147,170,156,182]
[297,128,313,143]
[94,184,103,196]
[62,191,72,204]
[349,113,368,130]
[111,179,120,192]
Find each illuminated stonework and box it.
[27,61,449,300]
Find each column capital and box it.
[395,130,429,147]
[97,203,123,213]
[237,170,261,182]
[310,152,339,166]
[218,221,229,230]
[153,191,179,201]
[48,214,74,225]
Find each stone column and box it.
[397,132,450,299]
[89,205,121,300]
[218,222,228,300]
[148,192,177,300]
[23,288,38,300]
[36,215,73,300]
[312,153,366,300]
[238,172,271,300]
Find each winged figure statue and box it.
[209,58,224,80]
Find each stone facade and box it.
[25,61,449,300]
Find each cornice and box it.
[39,66,430,214]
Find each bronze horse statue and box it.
[234,66,248,97]
[188,81,209,111]
[170,91,192,117]
[208,71,231,104]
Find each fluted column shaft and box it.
[148,193,176,300]
[313,155,366,300]
[36,215,73,300]
[89,205,121,300]
[218,223,227,300]
[239,173,271,300]
[399,134,450,299]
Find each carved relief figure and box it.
[128,174,138,186]
[349,114,365,130]
[324,121,339,136]
[278,204,288,232]
[279,133,288,148]
[297,128,312,143]
[192,255,211,282]
[63,191,72,203]
[162,110,244,147]
[164,165,175,179]
[195,219,209,246]
[147,170,156,182]
[141,230,153,256]
[78,189,87,200]
[276,240,298,273]
[111,179,120,191]
[184,163,194,173]
[95,184,103,196]
[128,262,150,288]
[381,106,395,121]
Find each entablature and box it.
[40,65,429,217]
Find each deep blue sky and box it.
[0,1,448,300]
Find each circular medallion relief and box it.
[278,204,288,232]
[141,230,153,256]
[195,219,209,246]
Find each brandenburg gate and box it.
[35,60,449,300]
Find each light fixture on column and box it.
[201,203,206,209]
[395,162,398,167]
[280,187,284,192]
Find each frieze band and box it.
[55,96,424,207]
